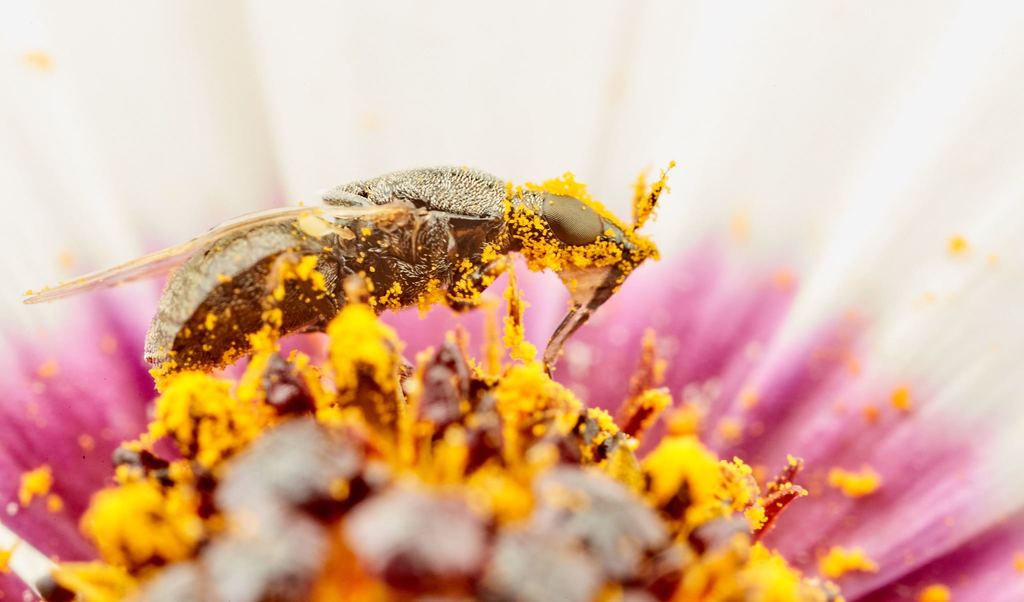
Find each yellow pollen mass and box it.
[81,481,202,569]
[494,362,581,461]
[47,493,64,513]
[510,172,659,276]
[828,466,882,497]
[918,583,952,602]
[632,161,675,228]
[502,269,537,363]
[19,464,53,507]
[948,235,969,255]
[147,372,274,468]
[327,303,403,397]
[718,417,744,443]
[739,386,760,410]
[52,563,136,602]
[23,50,54,71]
[891,385,912,412]
[818,546,879,579]
[51,238,842,602]
[643,436,728,526]
[0,542,15,574]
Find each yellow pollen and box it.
[36,359,59,379]
[58,249,76,269]
[917,583,952,602]
[772,268,795,291]
[718,417,743,443]
[948,235,969,255]
[818,546,879,579]
[511,172,659,277]
[81,481,202,569]
[52,563,136,602]
[327,303,403,397]
[631,161,675,228]
[47,493,64,513]
[891,386,912,412]
[78,433,96,452]
[0,542,15,573]
[502,269,537,363]
[19,465,53,507]
[665,402,703,436]
[52,227,840,601]
[738,386,760,410]
[828,466,882,497]
[23,50,54,71]
[147,372,274,468]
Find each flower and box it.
[21,272,845,601]
[4,3,1024,601]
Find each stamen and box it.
[754,456,808,542]
[0,521,58,598]
[38,265,840,600]
[618,329,670,440]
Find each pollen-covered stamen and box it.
[39,262,840,602]
[502,268,537,363]
[618,329,671,440]
[767,454,805,494]
[754,456,809,542]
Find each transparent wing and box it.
[23,204,401,304]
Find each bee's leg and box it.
[445,258,508,312]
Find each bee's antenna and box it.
[632,161,676,231]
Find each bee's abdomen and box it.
[144,224,338,372]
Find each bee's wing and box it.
[23,204,400,304]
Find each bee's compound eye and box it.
[541,195,604,246]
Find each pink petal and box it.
[557,242,1012,599]
[0,296,153,596]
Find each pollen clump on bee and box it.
[632,161,676,229]
[54,279,840,602]
[505,171,661,279]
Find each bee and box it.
[24,166,670,372]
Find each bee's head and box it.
[506,168,671,370]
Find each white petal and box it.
[0,2,279,329]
